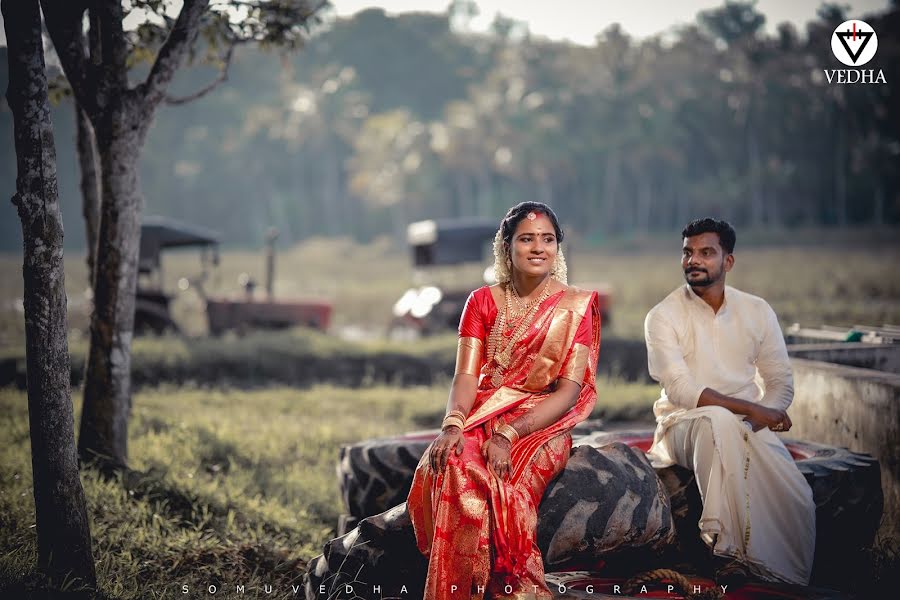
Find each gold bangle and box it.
[442,415,465,431]
[495,423,520,446]
[446,409,466,421]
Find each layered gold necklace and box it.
[486,278,552,387]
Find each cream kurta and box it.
[644,284,815,584]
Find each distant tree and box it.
[40,0,328,470]
[2,0,96,588]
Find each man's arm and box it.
[697,388,787,431]
[645,308,705,409]
[645,306,787,429]
[755,304,794,412]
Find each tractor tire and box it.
[338,420,606,521]
[304,503,426,600]
[338,432,434,520]
[338,426,882,577]
[785,438,883,587]
[573,430,883,585]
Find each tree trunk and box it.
[477,165,493,217]
[2,0,97,587]
[636,173,652,233]
[834,109,848,227]
[454,171,472,217]
[78,105,145,469]
[603,153,621,234]
[874,183,885,227]
[747,121,765,227]
[76,102,101,285]
[323,141,341,235]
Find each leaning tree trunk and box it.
[78,105,146,470]
[76,103,101,286]
[2,0,97,587]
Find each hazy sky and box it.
[0,1,892,47]
[331,0,892,44]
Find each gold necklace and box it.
[510,281,544,316]
[487,278,552,387]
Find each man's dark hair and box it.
[682,218,736,254]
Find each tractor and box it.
[135,216,332,335]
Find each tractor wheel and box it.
[338,421,606,521]
[573,429,883,586]
[338,432,433,520]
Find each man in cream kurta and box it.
[645,218,815,585]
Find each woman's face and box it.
[508,212,558,280]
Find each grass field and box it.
[0,380,659,598]
[2,229,900,350]
[1,230,898,596]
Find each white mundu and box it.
[644,284,815,585]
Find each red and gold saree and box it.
[407,285,601,599]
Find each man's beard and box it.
[684,267,719,287]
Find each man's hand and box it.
[745,405,792,432]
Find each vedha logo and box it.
[824,19,886,84]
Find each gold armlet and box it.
[455,337,484,376]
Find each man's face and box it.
[681,232,733,287]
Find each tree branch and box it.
[165,41,235,106]
[39,0,98,116]
[140,0,211,110]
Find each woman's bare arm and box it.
[507,378,582,437]
[445,373,478,416]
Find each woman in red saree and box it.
[407,202,601,599]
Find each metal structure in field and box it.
[136,216,331,335]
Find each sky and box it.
[0,1,893,47]
[330,0,892,44]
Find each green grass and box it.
[0,379,657,598]
[0,384,445,598]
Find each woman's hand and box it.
[481,435,512,481]
[429,426,464,472]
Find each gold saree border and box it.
[455,336,484,376]
[464,288,596,433]
[523,289,594,391]
[559,343,590,383]
[464,386,531,432]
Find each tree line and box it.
[3,1,898,253]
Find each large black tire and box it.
[783,438,883,587]
[338,431,433,521]
[574,430,884,586]
[337,420,606,521]
[304,503,426,600]
[536,442,677,571]
[337,426,882,586]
